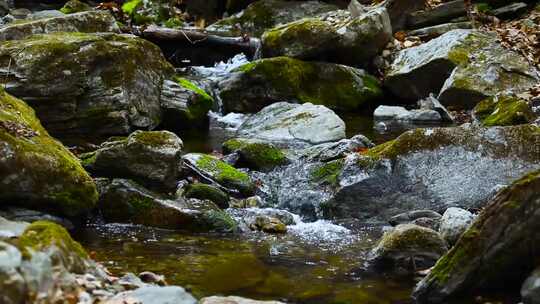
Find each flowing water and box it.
[73,55,474,304]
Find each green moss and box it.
[474,95,535,126]
[203,209,238,232]
[223,139,287,171]
[130,196,155,213]
[195,154,255,195]
[0,89,98,217]
[122,0,142,15]
[222,138,247,153]
[311,159,345,187]
[164,17,184,28]
[18,221,88,259]
[228,57,382,111]
[185,183,230,208]
[474,3,492,13]
[174,77,214,120]
[131,130,176,147]
[60,0,91,14]
[79,151,97,167]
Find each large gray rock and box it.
[82,130,183,190]
[522,267,540,304]
[0,32,174,139]
[236,102,346,147]
[323,125,540,221]
[97,178,238,232]
[0,241,25,304]
[385,29,539,109]
[219,57,382,113]
[369,224,448,272]
[0,216,28,239]
[206,0,338,37]
[261,7,392,66]
[0,10,120,41]
[373,105,442,122]
[438,207,474,245]
[413,169,540,303]
[106,286,197,304]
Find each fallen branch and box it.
[140,25,260,58]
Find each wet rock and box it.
[235,102,346,147]
[389,210,442,226]
[97,179,237,232]
[223,138,288,171]
[374,105,442,122]
[200,295,286,304]
[522,267,540,304]
[206,0,338,37]
[261,7,392,66]
[385,29,539,108]
[417,94,454,122]
[219,57,382,113]
[491,2,528,19]
[106,286,197,304]
[184,183,230,209]
[0,89,98,218]
[0,216,29,239]
[0,10,120,41]
[369,224,448,272]
[182,153,256,196]
[0,32,174,139]
[472,94,536,126]
[160,78,214,131]
[250,215,287,233]
[324,125,540,221]
[228,207,296,228]
[407,21,473,39]
[413,169,540,303]
[82,130,183,190]
[438,207,474,245]
[299,134,374,162]
[117,272,147,290]
[230,196,263,208]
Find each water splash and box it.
[190,53,249,80]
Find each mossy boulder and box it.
[121,0,177,26]
[160,78,214,130]
[323,125,540,221]
[385,29,539,108]
[413,169,540,303]
[235,102,346,147]
[223,138,288,171]
[0,32,174,139]
[182,153,256,196]
[206,0,338,37]
[219,57,382,113]
[473,94,536,126]
[82,130,183,190]
[17,221,89,272]
[184,183,230,209]
[0,89,98,218]
[98,178,237,232]
[369,224,448,272]
[59,0,92,14]
[261,8,392,66]
[0,11,119,41]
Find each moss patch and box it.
[60,0,91,14]
[18,221,88,260]
[175,77,214,120]
[223,138,288,171]
[474,95,535,126]
[185,183,230,209]
[311,159,345,187]
[195,154,255,195]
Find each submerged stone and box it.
[0,88,98,217]
[0,32,174,139]
[107,286,197,304]
[413,169,540,303]
[219,57,382,113]
[206,0,337,37]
